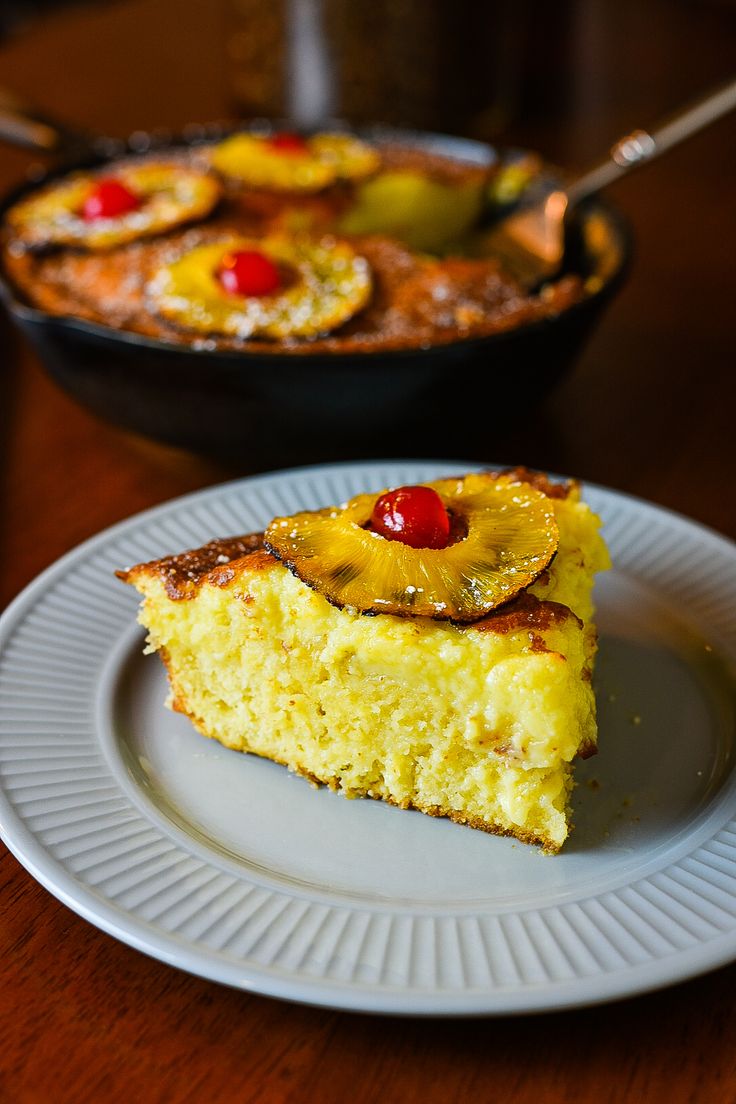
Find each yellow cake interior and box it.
[120,474,609,853]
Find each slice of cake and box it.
[118,469,609,852]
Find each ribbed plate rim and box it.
[1,458,735,1016]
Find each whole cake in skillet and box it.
[1,129,584,352]
[118,468,610,853]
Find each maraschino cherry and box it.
[82,178,140,221]
[371,486,451,550]
[268,132,309,154]
[217,250,282,297]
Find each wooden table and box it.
[1,2,735,1100]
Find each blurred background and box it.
[1,0,735,592]
[2,0,734,157]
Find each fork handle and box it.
[566,77,736,205]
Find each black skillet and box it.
[0,99,630,463]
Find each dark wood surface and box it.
[1,2,735,1101]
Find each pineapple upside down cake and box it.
[118,468,610,853]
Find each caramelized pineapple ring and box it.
[265,473,560,621]
[148,235,372,339]
[209,132,380,192]
[7,164,222,251]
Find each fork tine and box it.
[479,190,568,290]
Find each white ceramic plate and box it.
[1,460,735,1016]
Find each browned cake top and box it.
[117,468,578,637]
[4,230,581,353]
[484,466,573,500]
[119,535,578,641]
[116,533,268,599]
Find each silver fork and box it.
[482,77,736,291]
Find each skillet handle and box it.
[0,88,100,158]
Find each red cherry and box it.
[268,131,309,154]
[371,485,451,549]
[82,178,140,221]
[217,250,282,297]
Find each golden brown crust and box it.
[401,799,565,854]
[489,466,574,500]
[219,743,567,853]
[470,591,581,635]
[206,548,278,590]
[116,533,265,599]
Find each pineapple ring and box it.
[209,132,380,192]
[265,472,560,622]
[6,163,223,251]
[306,134,382,181]
[148,235,372,339]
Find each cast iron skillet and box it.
[0,109,630,462]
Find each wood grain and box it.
[1,1,735,1100]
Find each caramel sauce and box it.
[470,591,580,635]
[485,466,574,501]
